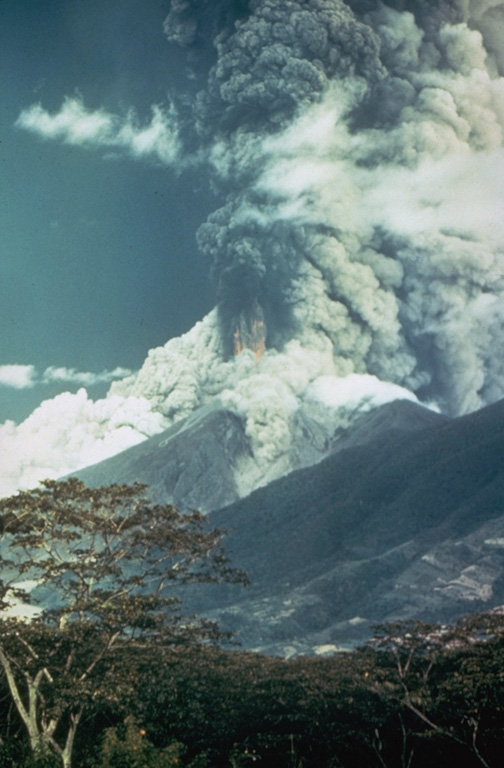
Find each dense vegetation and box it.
[0,609,503,767]
[0,480,503,767]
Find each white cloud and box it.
[0,389,168,498]
[0,365,37,389]
[0,364,132,389]
[42,366,133,386]
[116,105,181,165]
[16,97,182,166]
[17,98,113,143]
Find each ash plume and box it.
[165,0,504,415]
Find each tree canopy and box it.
[0,478,248,768]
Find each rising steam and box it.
[2,0,504,496]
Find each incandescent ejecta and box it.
[2,0,504,496]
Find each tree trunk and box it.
[60,710,82,768]
[0,648,43,751]
[0,648,68,766]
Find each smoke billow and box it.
[183,0,387,354]
[3,0,504,496]
[164,0,504,415]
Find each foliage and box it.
[118,609,504,768]
[1,620,504,767]
[25,748,63,768]
[365,611,504,768]
[0,479,247,768]
[94,715,184,768]
[0,482,503,768]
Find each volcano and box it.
[72,396,504,655]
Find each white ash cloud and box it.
[0,311,416,498]
[110,310,419,496]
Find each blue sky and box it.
[0,0,215,423]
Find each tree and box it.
[0,478,248,768]
[366,615,504,768]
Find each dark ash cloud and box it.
[164,0,504,414]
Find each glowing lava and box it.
[233,301,266,361]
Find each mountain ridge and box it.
[198,397,504,653]
[72,396,504,655]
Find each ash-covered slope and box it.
[73,396,438,512]
[74,403,250,513]
[189,397,504,655]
